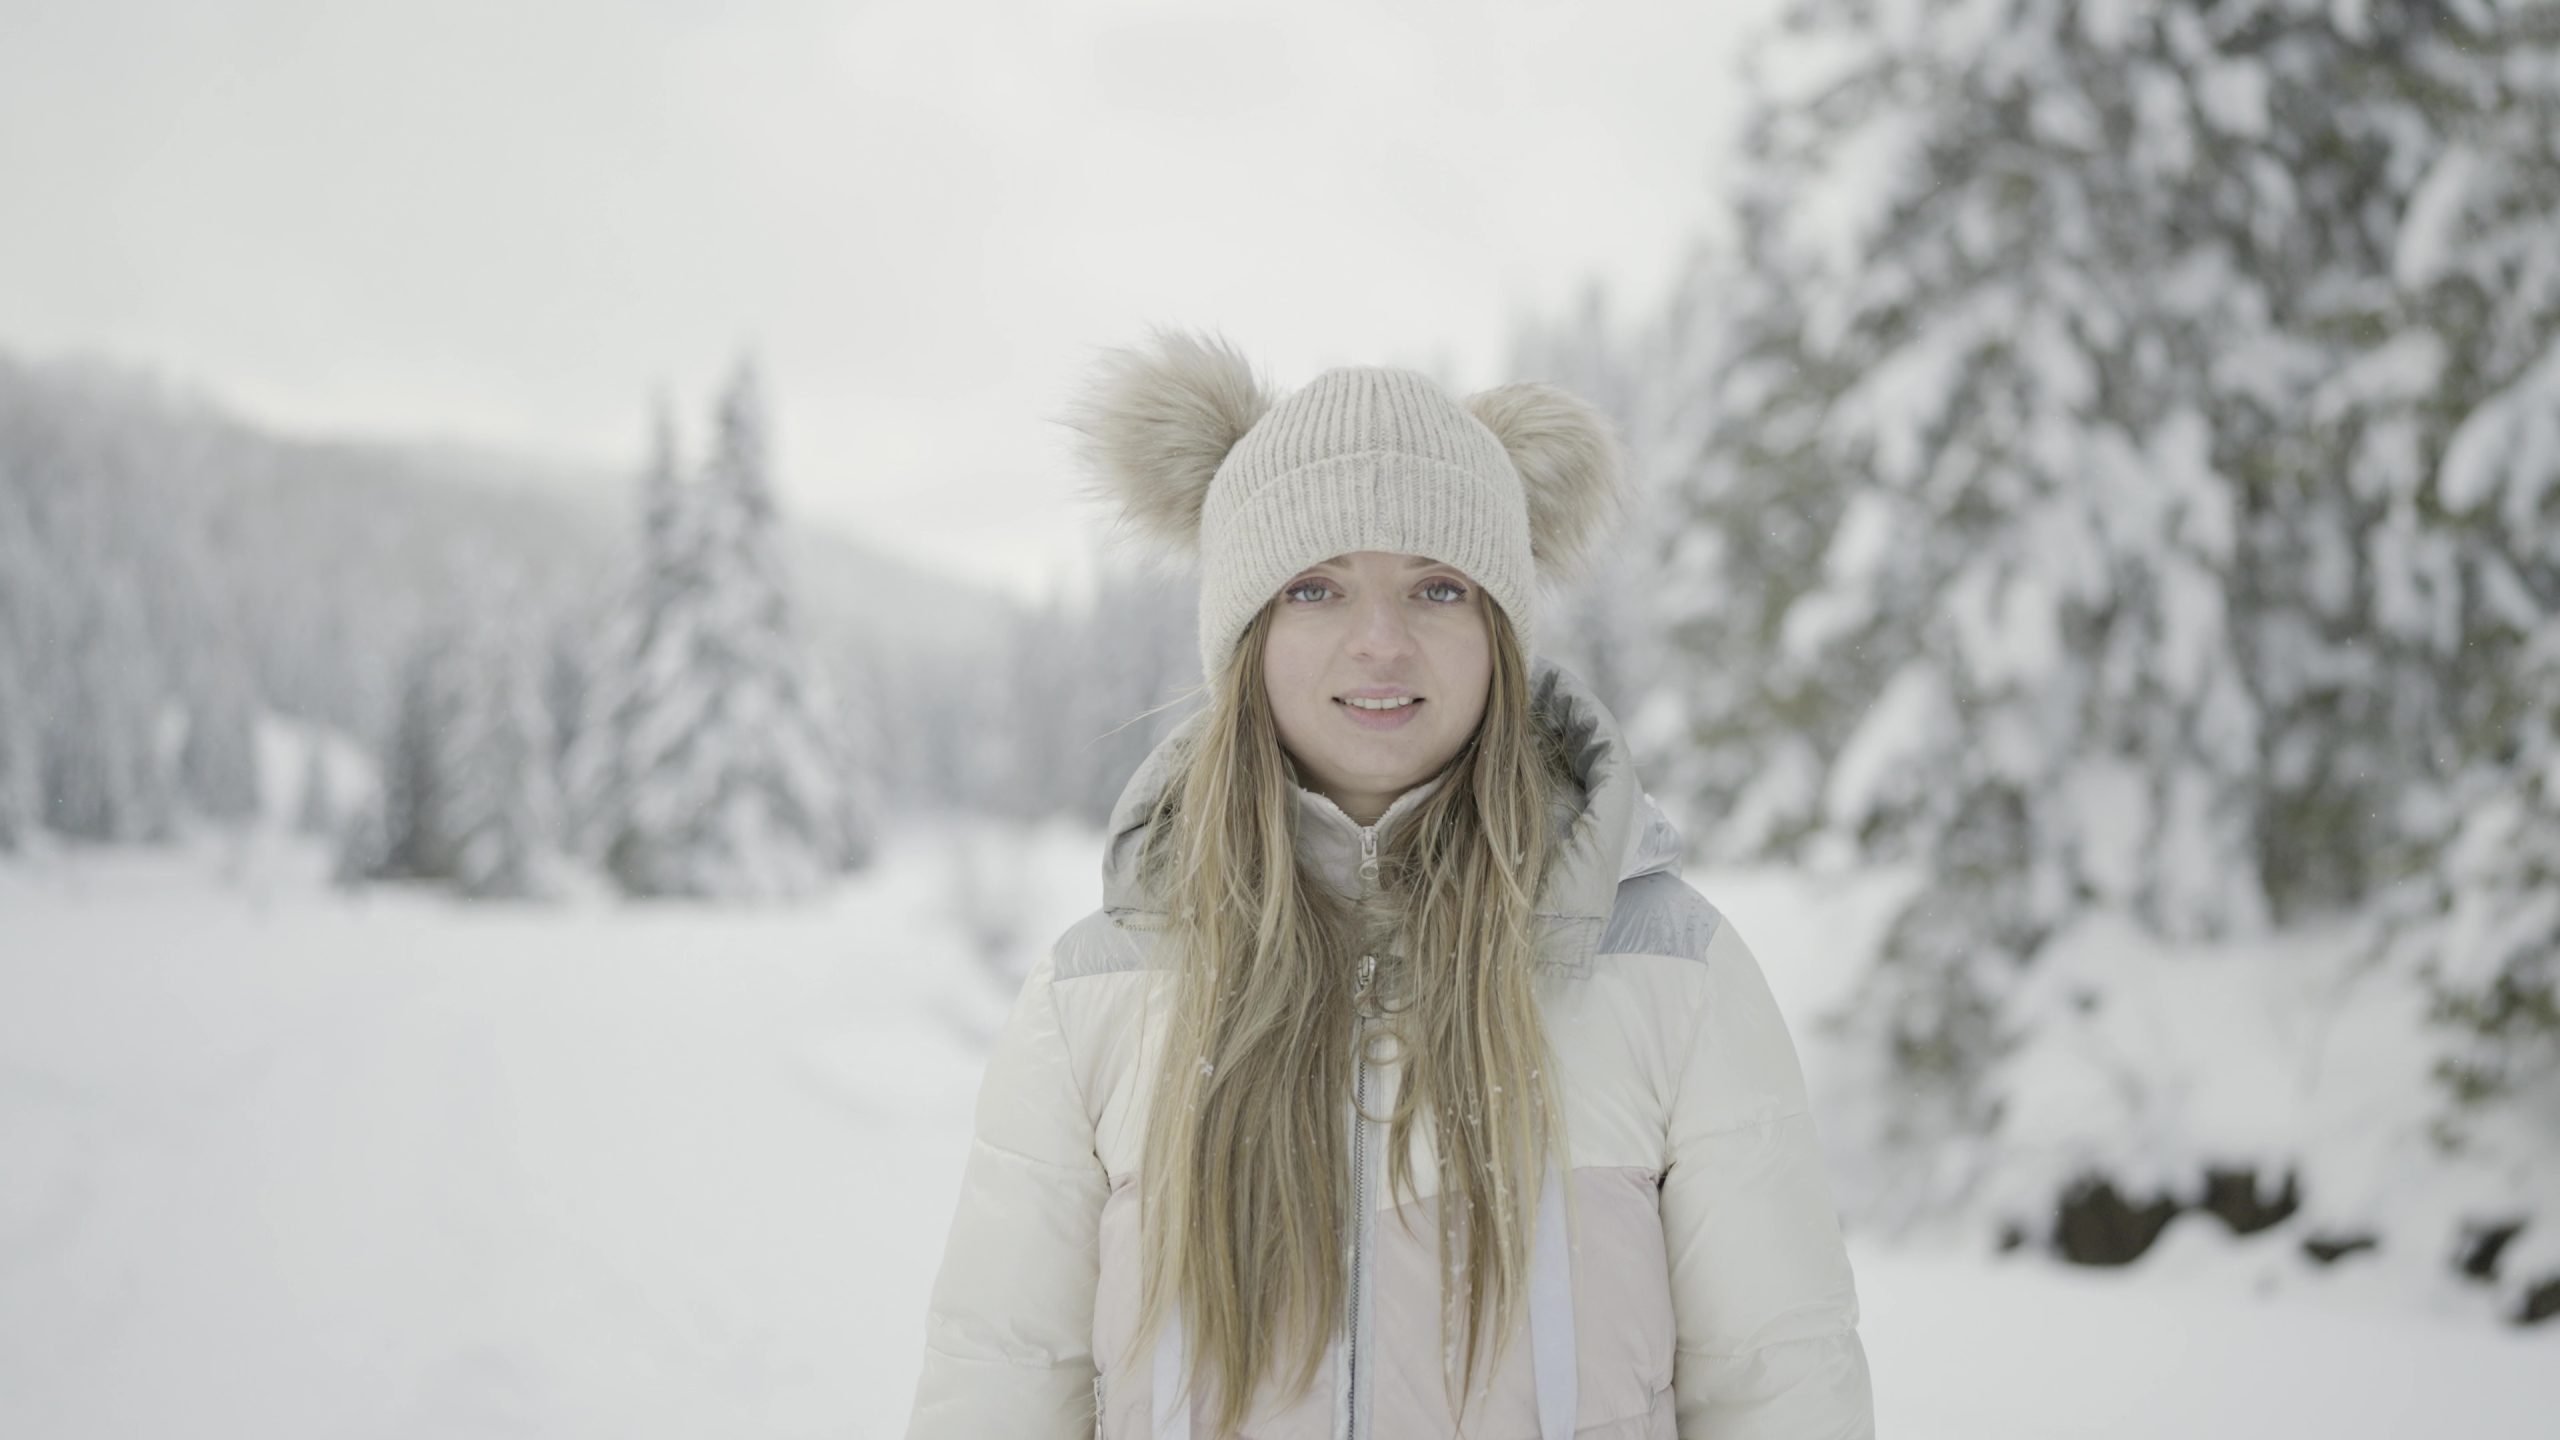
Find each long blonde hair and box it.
[1127,595,1575,1436]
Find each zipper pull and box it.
[1355,954,1378,1015]
[1358,825,1380,887]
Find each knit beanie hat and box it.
[1059,326,1633,682]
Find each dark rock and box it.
[2516,1277,2559,1327]
[2199,1165,2302,1235]
[2457,1219,2527,1281]
[2053,1172,2182,1266]
[2301,1232,2379,1265]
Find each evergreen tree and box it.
[365,597,563,897]
[178,664,263,825]
[0,614,36,853]
[1663,0,2560,1231]
[582,360,866,898]
[561,395,687,864]
[1643,218,1870,867]
[373,619,469,882]
[1680,1,2287,1212]
[0,482,39,852]
[42,573,177,844]
[330,794,389,890]
[1505,278,1672,733]
[294,733,336,838]
[833,661,886,874]
[2337,1,2560,1125]
[1066,556,1199,825]
[444,595,562,899]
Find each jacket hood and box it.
[1099,656,1684,973]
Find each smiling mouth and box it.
[1336,696,1425,711]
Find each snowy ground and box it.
[1,820,2548,1439]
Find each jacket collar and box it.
[1286,766,1449,901]
[1100,657,1684,973]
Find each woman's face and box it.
[1261,550,1492,826]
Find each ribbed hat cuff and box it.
[1197,452,1535,681]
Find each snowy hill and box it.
[0,344,1018,742]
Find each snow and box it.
[1864,1228,2551,1440]
[252,714,373,825]
[1779,491,1902,664]
[1944,553,2064,690]
[2440,336,2560,530]
[1993,901,2559,1317]
[2395,142,2483,291]
[1822,660,1956,828]
[2194,56,2271,139]
[2310,329,2447,424]
[2062,758,2150,907]
[4,823,2547,1439]
[1829,297,1991,489]
[1785,106,1930,304]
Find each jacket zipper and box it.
[1347,819,1382,1440]
[1348,950,1376,1440]
[1092,1373,1105,1440]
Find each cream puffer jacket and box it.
[906,659,1874,1439]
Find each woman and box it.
[905,328,1874,1439]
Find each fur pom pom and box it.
[1056,325,1275,556]
[1462,381,1632,583]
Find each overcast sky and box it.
[2,0,1776,606]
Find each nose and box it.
[1346,591,1417,662]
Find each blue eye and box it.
[1281,577,1470,604]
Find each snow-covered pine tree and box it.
[1665,0,2560,1278]
[983,578,1075,822]
[590,358,861,899]
[443,587,563,899]
[1682,0,2299,1221]
[1504,278,1673,732]
[832,656,884,874]
[0,480,39,852]
[561,395,695,878]
[1067,555,1200,826]
[564,397,664,856]
[0,607,36,853]
[329,798,389,890]
[177,661,263,826]
[873,644,1005,815]
[365,590,564,897]
[541,604,591,776]
[43,572,180,845]
[294,733,335,838]
[373,618,468,881]
[1,357,168,847]
[1640,183,1874,868]
[2325,2,2560,1310]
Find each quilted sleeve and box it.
[903,949,1111,1440]
[1659,916,1875,1439]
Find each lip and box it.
[1335,696,1424,731]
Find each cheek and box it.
[1261,639,1325,722]
[1430,625,1493,685]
